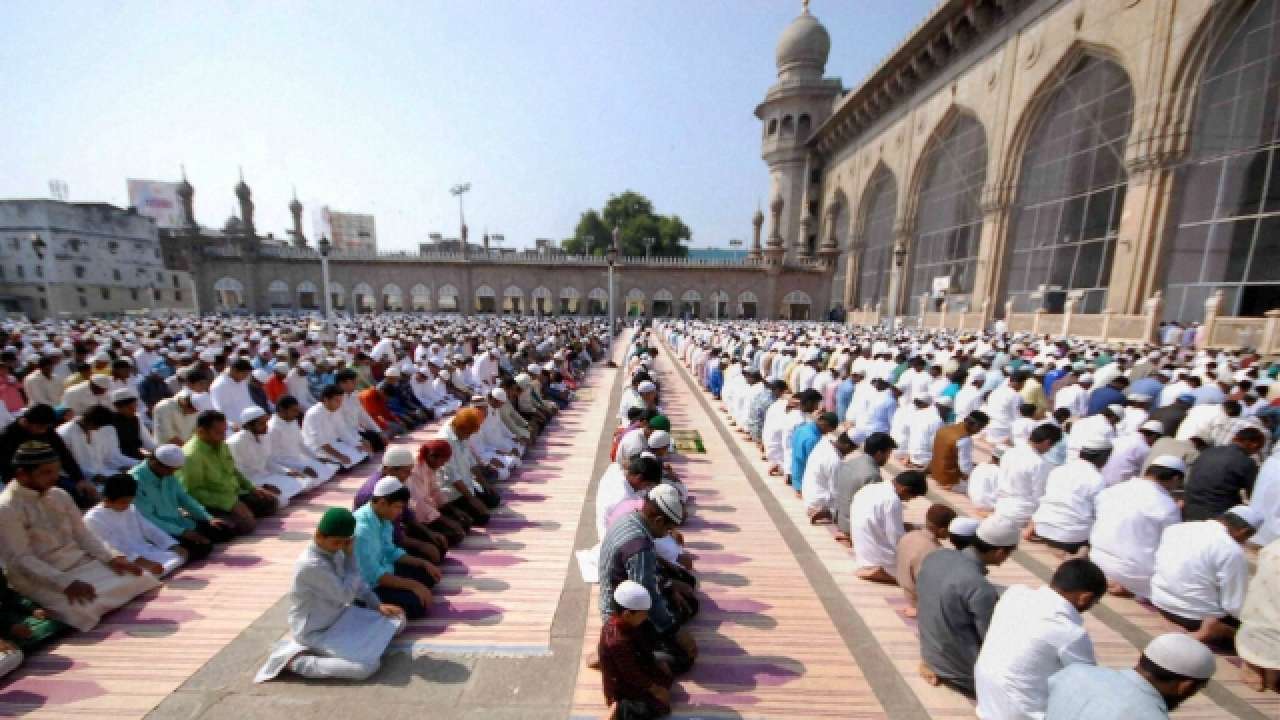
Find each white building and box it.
[0,200,197,320]
[318,208,376,253]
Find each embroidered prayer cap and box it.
[382,446,415,468]
[649,484,683,524]
[613,580,652,612]
[1227,504,1263,529]
[948,517,980,536]
[648,414,671,432]
[647,430,672,450]
[89,375,111,389]
[111,387,138,404]
[1143,634,1216,680]
[13,440,59,468]
[637,381,658,394]
[240,406,267,424]
[153,444,186,468]
[317,507,357,537]
[373,476,405,497]
[976,515,1021,547]
[1140,420,1165,434]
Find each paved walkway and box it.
[664,334,1274,720]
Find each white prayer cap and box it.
[804,347,822,362]
[373,476,405,497]
[846,428,868,445]
[1148,455,1187,475]
[612,580,652,612]
[649,484,683,524]
[648,430,672,450]
[1127,392,1152,402]
[199,350,218,363]
[382,446,415,468]
[93,352,112,364]
[272,363,288,374]
[299,360,316,372]
[1078,373,1094,383]
[1143,634,1216,680]
[527,363,542,374]
[637,381,657,394]
[252,368,270,383]
[1140,419,1165,434]
[1104,404,1125,417]
[976,515,1021,547]
[175,387,192,400]
[154,444,186,469]
[438,370,450,380]
[89,375,111,389]
[969,370,985,382]
[1081,433,1113,451]
[110,387,138,403]
[240,406,267,424]
[384,366,402,378]
[1227,504,1263,529]
[935,395,953,407]
[490,388,508,403]
[948,517,980,536]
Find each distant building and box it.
[0,200,197,319]
[318,208,376,253]
[688,247,748,262]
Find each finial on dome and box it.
[180,164,188,182]
[802,0,810,15]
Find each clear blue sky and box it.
[2,0,940,252]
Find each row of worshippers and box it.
[664,319,1280,711]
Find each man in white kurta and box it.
[57,411,136,482]
[851,472,927,582]
[1089,460,1183,596]
[993,432,1056,526]
[906,402,945,467]
[229,407,307,507]
[1248,453,1280,547]
[761,395,791,472]
[1099,420,1162,487]
[266,399,337,491]
[302,390,368,469]
[84,489,186,577]
[0,442,159,631]
[984,376,1025,446]
[1029,438,1111,550]
[210,363,255,430]
[1150,507,1258,640]
[800,433,845,520]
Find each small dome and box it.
[775,10,830,73]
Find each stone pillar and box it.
[1142,291,1163,343]
[460,266,474,318]
[1062,291,1081,337]
[1109,152,1181,314]
[1262,309,1280,356]
[972,183,1012,325]
[763,274,779,320]
[886,223,912,320]
[1032,308,1045,335]
[1200,290,1223,349]
[749,209,764,261]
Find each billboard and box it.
[127,179,185,228]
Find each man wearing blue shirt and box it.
[1045,633,1215,719]
[788,390,824,494]
[353,477,440,618]
[1086,377,1129,416]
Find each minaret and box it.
[748,205,764,261]
[756,1,841,261]
[235,167,255,238]
[289,188,306,247]
[177,165,197,232]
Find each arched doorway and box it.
[352,282,375,313]
[411,284,431,312]
[296,280,318,310]
[652,289,674,317]
[531,287,551,315]
[438,284,459,312]
[625,288,646,316]
[588,287,608,316]
[268,280,291,310]
[783,290,811,320]
[381,284,403,312]
[214,277,244,311]
[503,286,524,314]
[680,290,702,318]
[560,287,582,315]
[738,291,758,319]
[856,165,898,311]
[475,284,496,314]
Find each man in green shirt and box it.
[179,410,277,536]
[131,444,236,561]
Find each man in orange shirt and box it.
[264,364,288,405]
[927,411,988,490]
[359,382,406,438]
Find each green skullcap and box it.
[648,415,671,432]
[316,507,356,537]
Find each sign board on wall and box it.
[126,179,184,228]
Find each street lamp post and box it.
[318,234,333,322]
[645,236,655,259]
[607,227,619,336]
[886,243,908,333]
[31,234,53,321]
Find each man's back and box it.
[916,547,999,695]
[1045,665,1168,720]
[1184,444,1256,520]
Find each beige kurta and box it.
[0,483,160,631]
[1238,539,1280,671]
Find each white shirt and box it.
[800,437,841,512]
[1053,384,1088,418]
[761,398,790,463]
[906,408,944,466]
[1250,454,1280,547]
[266,414,321,469]
[993,443,1053,525]
[56,420,135,479]
[1151,520,1249,620]
[84,504,180,568]
[1088,478,1180,599]
[850,481,904,574]
[61,380,110,417]
[1099,433,1153,487]
[1066,415,1116,457]
[227,428,290,479]
[968,462,1001,509]
[955,384,984,422]
[985,384,1023,440]
[301,404,361,455]
[152,397,198,445]
[616,428,648,465]
[1030,459,1106,544]
[210,372,254,428]
[285,370,315,409]
[975,585,1096,720]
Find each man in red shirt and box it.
[359,382,405,438]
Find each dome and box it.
[775,9,830,74]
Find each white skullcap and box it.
[382,446,415,468]
[93,352,112,364]
[1148,455,1187,475]
[175,387,192,400]
[1140,420,1165,434]
[612,580,652,612]
[846,428,868,445]
[490,387,508,403]
[272,363,288,374]
[969,370,986,382]
[948,517,980,536]
[252,368,270,383]
[1143,634,1216,680]
[384,366,402,378]
[1105,404,1125,417]
[527,363,542,374]
[1081,433,1113,451]
[299,361,315,372]
[110,387,138,403]
[1078,373,1094,383]
[89,375,111,389]
[438,370,450,380]
[1127,393,1152,402]
[637,381,657,394]
[935,395,954,407]
[199,350,217,363]
[976,515,1021,547]
[649,484,683,524]
[1227,504,1263,529]
[372,476,405,497]
[240,406,267,424]
[647,430,672,450]
[154,444,186,468]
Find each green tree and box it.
[564,191,690,257]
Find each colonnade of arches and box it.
[824,0,1280,322]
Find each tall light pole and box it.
[886,243,907,333]
[606,226,619,335]
[644,236,655,259]
[31,234,53,321]
[450,183,471,244]
[318,234,333,322]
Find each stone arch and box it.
[438,283,459,312]
[328,281,346,311]
[625,288,646,317]
[767,117,779,136]
[474,284,496,314]
[797,113,812,138]
[853,162,898,311]
[588,287,608,316]
[824,186,851,309]
[267,279,290,309]
[502,285,524,314]
[530,286,552,314]
[781,115,795,137]
[782,290,812,320]
[710,290,729,319]
[411,283,431,311]
[296,280,319,310]
[352,282,375,313]
[559,286,582,315]
[381,283,403,312]
[214,277,244,310]
[679,289,703,318]
[996,48,1135,315]
[905,109,989,310]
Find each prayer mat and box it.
[671,429,706,453]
